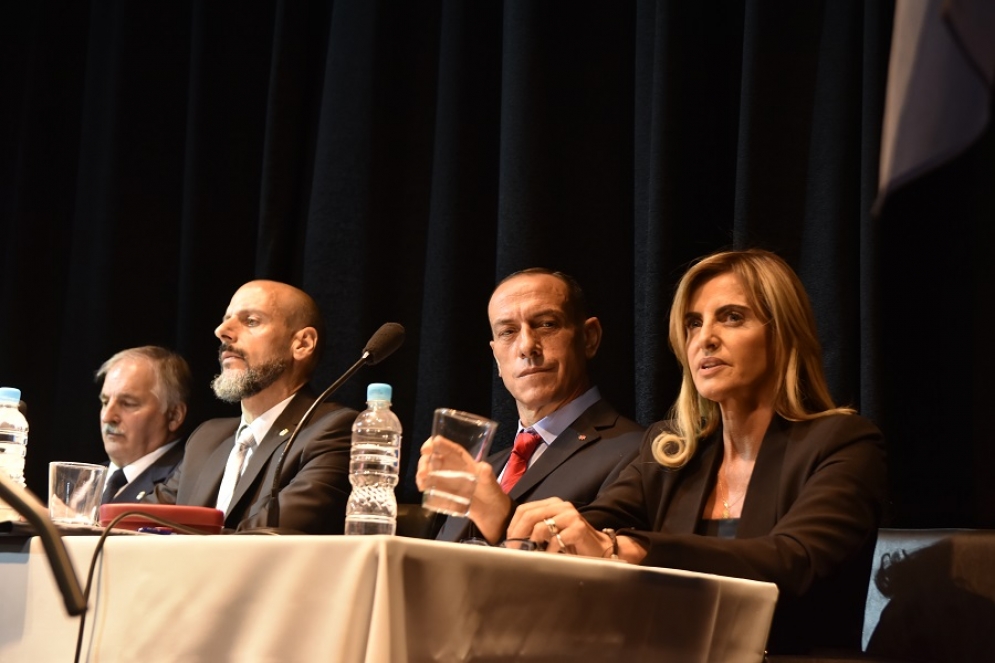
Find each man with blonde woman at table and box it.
[427,249,887,656]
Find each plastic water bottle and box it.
[0,387,29,523]
[344,383,402,535]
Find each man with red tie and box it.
[427,268,644,544]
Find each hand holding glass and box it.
[421,409,498,517]
[49,462,106,525]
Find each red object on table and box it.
[99,504,224,534]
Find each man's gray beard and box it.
[211,358,289,403]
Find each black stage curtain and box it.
[1,1,992,526]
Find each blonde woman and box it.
[508,249,887,655]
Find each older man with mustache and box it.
[149,280,359,534]
[97,346,191,504]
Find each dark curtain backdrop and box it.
[2,1,992,527]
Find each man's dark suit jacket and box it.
[109,441,184,503]
[581,414,888,655]
[436,398,644,542]
[150,387,358,534]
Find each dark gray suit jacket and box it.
[150,387,359,534]
[109,440,185,503]
[436,398,644,542]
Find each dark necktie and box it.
[101,468,129,505]
[500,429,543,493]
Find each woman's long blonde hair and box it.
[652,249,853,468]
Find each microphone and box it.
[362,322,405,366]
[0,473,87,615]
[261,322,405,530]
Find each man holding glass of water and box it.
[420,268,644,545]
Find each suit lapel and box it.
[737,416,788,536]
[488,447,512,475]
[192,427,239,507]
[116,483,144,503]
[227,388,316,512]
[507,400,612,500]
[662,430,721,534]
[436,514,472,542]
[115,444,184,502]
[660,416,788,536]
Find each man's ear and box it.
[167,403,188,433]
[582,317,602,359]
[490,340,501,377]
[488,341,501,377]
[293,327,318,360]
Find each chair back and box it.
[862,528,995,662]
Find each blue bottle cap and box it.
[0,387,21,403]
[367,383,392,402]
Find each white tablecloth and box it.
[0,533,778,662]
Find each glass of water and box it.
[421,408,498,517]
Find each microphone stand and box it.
[263,351,372,530]
[0,473,87,615]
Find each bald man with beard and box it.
[150,280,359,534]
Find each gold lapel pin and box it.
[279,428,289,436]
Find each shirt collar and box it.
[242,392,296,445]
[110,438,181,483]
[525,386,601,444]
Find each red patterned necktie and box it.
[500,429,543,493]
